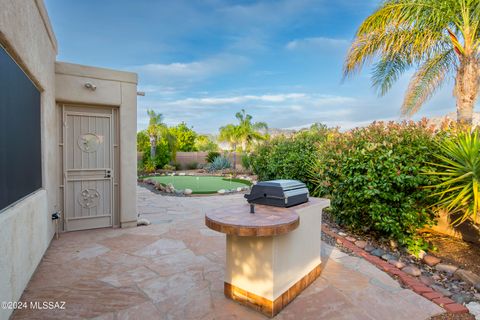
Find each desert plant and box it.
[344,0,480,125]
[208,156,231,172]
[206,151,221,163]
[425,129,480,225]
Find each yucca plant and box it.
[425,130,480,225]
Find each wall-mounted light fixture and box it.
[84,82,97,91]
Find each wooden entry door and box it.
[63,108,113,231]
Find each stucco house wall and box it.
[0,1,138,319]
[0,1,58,319]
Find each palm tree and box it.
[146,110,167,159]
[218,124,240,168]
[344,0,480,125]
[235,109,268,151]
[219,110,268,168]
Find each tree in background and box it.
[344,0,480,125]
[195,134,218,151]
[218,124,240,168]
[137,130,171,171]
[235,109,268,151]
[146,110,168,158]
[169,122,197,151]
[138,110,179,171]
[136,131,150,153]
[219,109,268,168]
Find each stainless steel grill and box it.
[244,179,309,208]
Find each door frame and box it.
[59,103,119,231]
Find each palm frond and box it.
[372,54,410,96]
[401,49,455,116]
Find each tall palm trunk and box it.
[455,57,480,125]
[149,136,156,159]
[241,140,247,152]
[232,143,237,169]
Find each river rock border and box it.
[322,225,470,314]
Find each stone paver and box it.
[12,186,443,319]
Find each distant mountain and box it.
[428,112,480,127]
[268,128,297,137]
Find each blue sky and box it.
[45,0,458,133]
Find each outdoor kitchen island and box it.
[205,195,329,317]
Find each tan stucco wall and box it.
[55,62,138,227]
[0,1,58,319]
[0,2,138,319]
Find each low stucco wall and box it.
[0,191,50,320]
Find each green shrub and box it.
[163,164,175,171]
[208,156,231,172]
[137,132,171,172]
[169,122,197,151]
[241,153,252,170]
[251,124,333,189]
[195,135,218,151]
[186,162,199,170]
[310,120,440,252]
[206,151,221,163]
[144,159,156,174]
[425,129,480,225]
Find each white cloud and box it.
[157,93,307,107]
[131,54,249,84]
[286,37,349,50]
[137,92,361,133]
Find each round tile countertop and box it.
[205,198,321,237]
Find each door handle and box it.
[105,170,111,178]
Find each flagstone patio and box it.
[12,186,444,319]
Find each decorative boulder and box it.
[184,189,193,195]
[137,218,151,226]
[218,189,226,194]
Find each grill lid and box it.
[254,179,306,191]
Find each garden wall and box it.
[176,152,241,169]
[138,151,242,169]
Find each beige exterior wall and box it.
[0,1,58,319]
[0,2,138,319]
[55,62,138,228]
